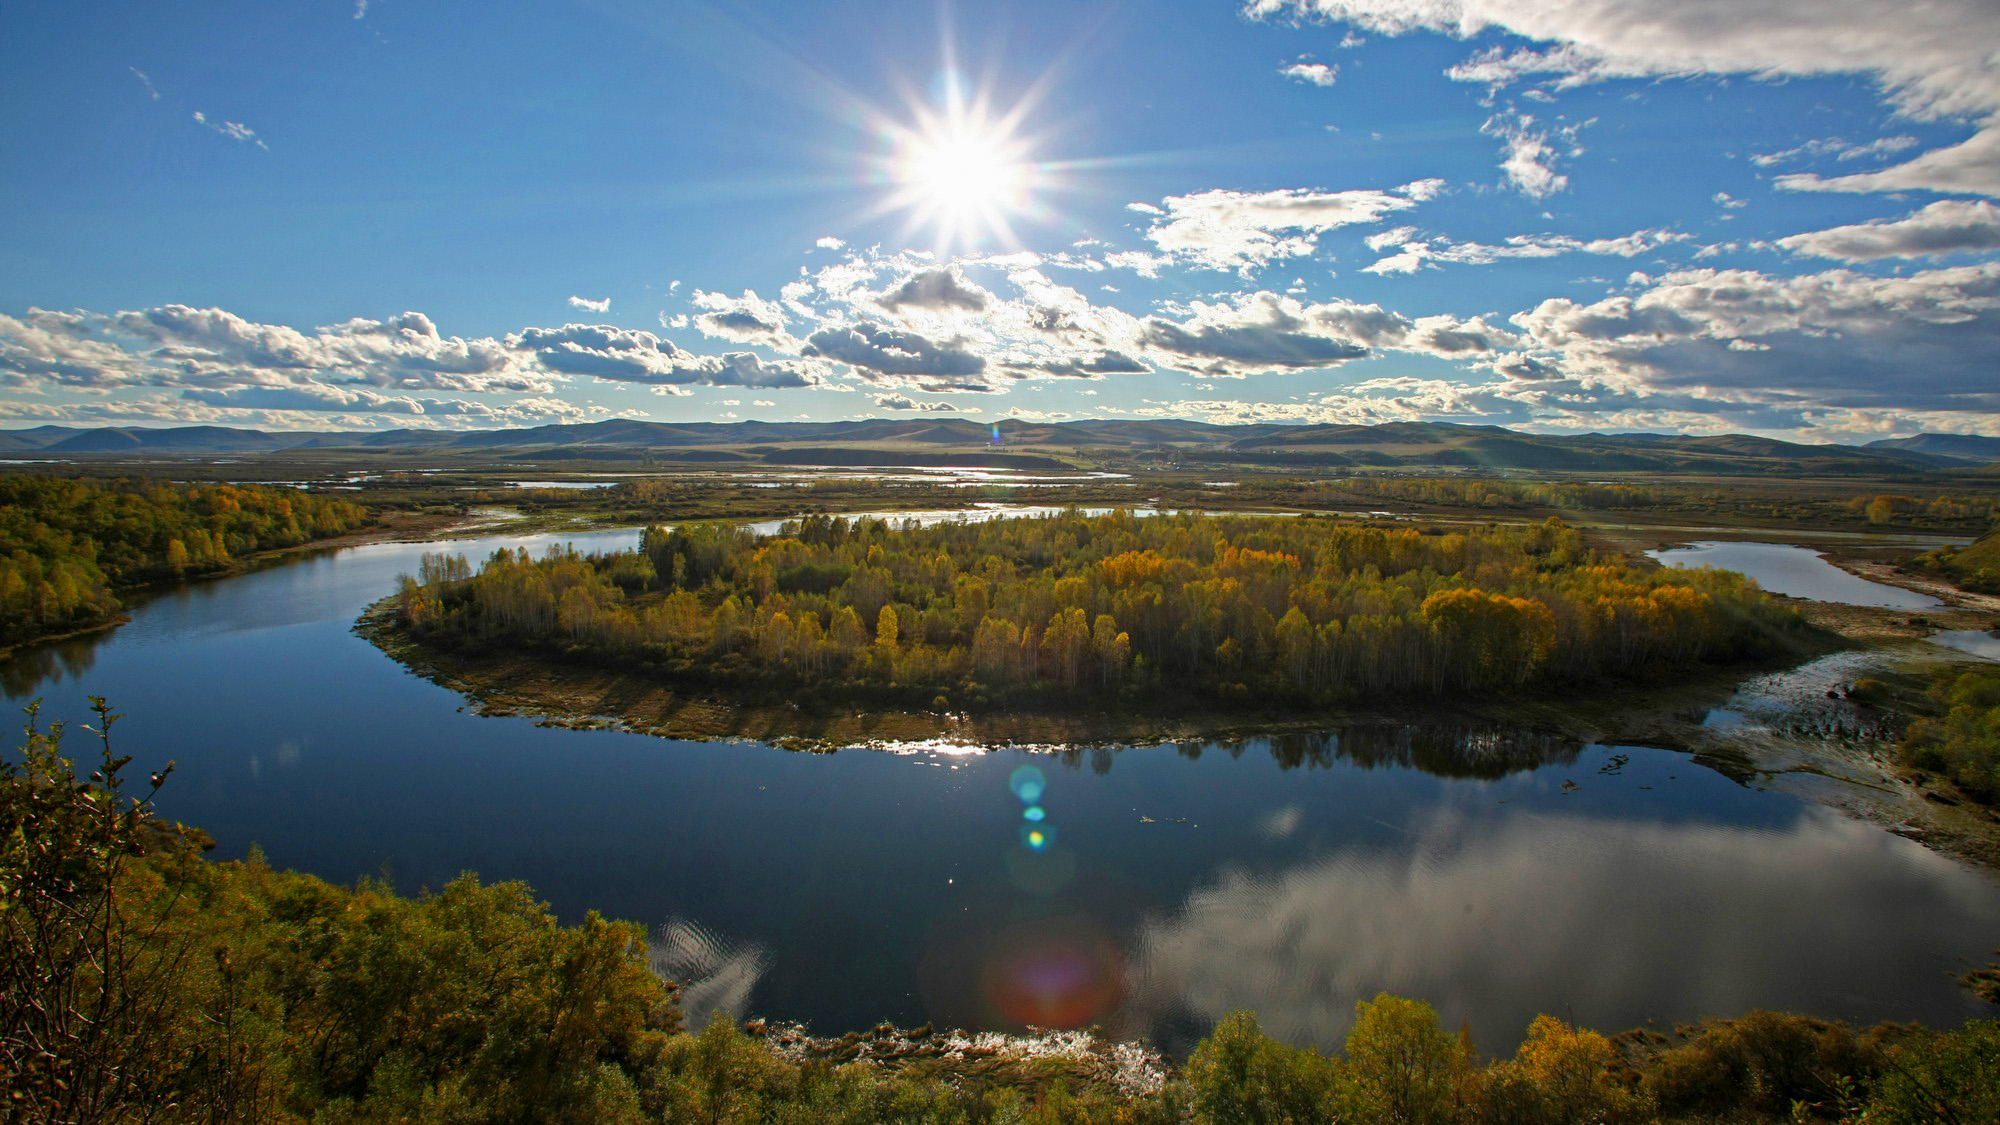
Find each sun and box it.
[881,83,1041,252]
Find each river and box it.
[4,524,1998,1055]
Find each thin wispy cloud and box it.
[192,111,268,150]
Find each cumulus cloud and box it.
[1141,296,1370,377]
[0,298,857,432]
[1777,200,2000,261]
[802,321,988,386]
[1480,110,1579,198]
[690,289,798,349]
[873,393,960,412]
[0,387,595,432]
[1279,61,1339,86]
[179,385,429,414]
[0,304,545,395]
[1364,227,1684,274]
[876,267,993,313]
[1244,0,2000,197]
[1133,291,1511,378]
[1005,351,1153,379]
[511,323,827,388]
[1509,262,2000,411]
[1133,181,1443,273]
[567,295,611,313]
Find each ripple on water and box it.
[651,918,769,1027]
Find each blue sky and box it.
[2,0,1996,440]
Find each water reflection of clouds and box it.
[652,918,769,1027]
[1116,808,2000,1053]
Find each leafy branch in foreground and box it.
[0,698,191,1122]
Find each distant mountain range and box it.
[0,419,1992,475]
[1861,433,2000,463]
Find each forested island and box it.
[379,511,1807,726]
[0,475,370,649]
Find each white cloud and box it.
[1363,227,1684,274]
[512,323,829,389]
[1509,262,2000,411]
[802,321,989,390]
[1104,251,1170,278]
[1134,291,1513,377]
[1777,133,2000,196]
[873,393,960,412]
[567,295,611,313]
[1751,135,1921,167]
[874,267,994,314]
[690,288,798,349]
[193,111,267,150]
[1480,110,1579,198]
[1135,181,1442,273]
[1246,0,2000,197]
[1778,200,2000,261]
[1279,61,1339,86]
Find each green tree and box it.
[1184,1010,1367,1123]
[1344,993,1462,1125]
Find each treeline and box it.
[391,511,1801,711]
[1332,476,1668,511]
[0,475,369,644]
[1326,476,1999,528]
[1902,663,2000,804]
[4,704,1993,1123]
[1844,491,1996,525]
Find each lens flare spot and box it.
[1023,805,1046,822]
[1010,765,1046,804]
[979,918,1123,1029]
[1022,825,1052,850]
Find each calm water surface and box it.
[6,527,1998,1054]
[1648,541,1942,609]
[1930,629,2000,661]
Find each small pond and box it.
[1647,541,1941,610]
